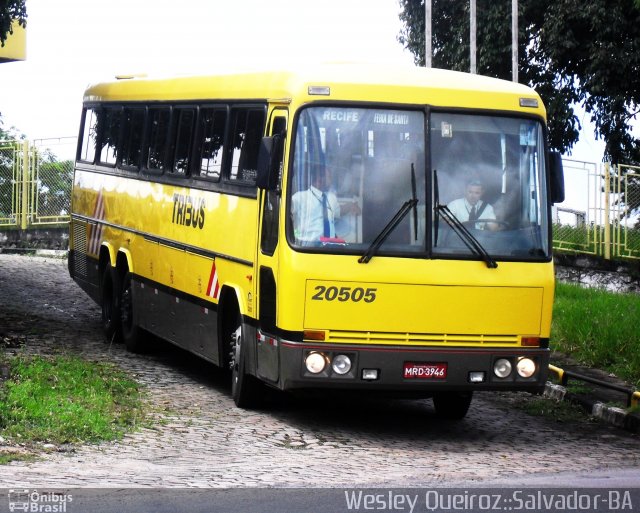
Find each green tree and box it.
[398,0,640,165]
[0,0,27,46]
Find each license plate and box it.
[403,362,447,379]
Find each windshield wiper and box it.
[358,198,418,264]
[434,169,440,246]
[411,163,418,241]
[435,203,498,269]
[359,165,419,264]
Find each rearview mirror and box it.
[549,151,565,204]
[257,135,282,191]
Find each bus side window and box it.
[120,107,145,171]
[79,107,98,163]
[146,107,171,173]
[228,107,266,184]
[195,107,227,181]
[98,107,121,166]
[172,108,196,176]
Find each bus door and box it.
[255,108,288,383]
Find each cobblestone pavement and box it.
[0,253,638,488]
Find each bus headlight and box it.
[493,358,512,378]
[516,357,536,378]
[305,352,328,374]
[331,354,352,375]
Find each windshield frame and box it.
[284,102,552,263]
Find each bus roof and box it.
[83,63,546,118]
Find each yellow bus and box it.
[69,64,564,419]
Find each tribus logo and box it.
[8,490,73,512]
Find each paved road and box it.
[0,253,638,488]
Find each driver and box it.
[447,179,498,231]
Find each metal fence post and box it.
[603,162,611,260]
[20,140,29,230]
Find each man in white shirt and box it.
[291,164,342,242]
[447,180,498,230]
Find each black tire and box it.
[229,309,262,408]
[100,262,122,343]
[433,391,473,420]
[120,271,147,353]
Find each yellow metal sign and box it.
[0,21,26,63]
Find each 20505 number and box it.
[311,286,377,303]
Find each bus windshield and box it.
[287,106,549,261]
[432,113,549,260]
[288,106,426,254]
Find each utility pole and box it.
[425,0,432,67]
[512,0,518,82]
[470,0,477,74]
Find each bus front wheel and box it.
[229,310,261,408]
[433,392,473,420]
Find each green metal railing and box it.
[0,138,75,229]
[552,160,640,260]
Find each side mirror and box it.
[549,151,565,204]
[257,135,282,191]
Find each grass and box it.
[0,451,36,464]
[0,354,146,446]
[552,282,640,387]
[518,396,587,424]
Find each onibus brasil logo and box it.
[8,490,73,512]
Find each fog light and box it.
[494,358,512,378]
[331,354,352,375]
[469,371,486,383]
[516,357,536,378]
[305,352,328,374]
[362,369,379,380]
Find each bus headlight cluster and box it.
[305,352,329,374]
[331,354,352,375]
[516,357,536,378]
[493,357,537,379]
[304,352,353,376]
[493,358,512,378]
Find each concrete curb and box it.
[34,249,67,257]
[0,248,66,257]
[544,381,640,433]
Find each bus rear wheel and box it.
[433,392,473,420]
[120,271,146,353]
[100,262,122,344]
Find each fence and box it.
[553,160,640,260]
[1,138,639,260]
[0,137,75,229]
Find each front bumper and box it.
[277,340,549,394]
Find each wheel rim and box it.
[231,324,242,388]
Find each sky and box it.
[0,0,623,173]
[0,0,415,143]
